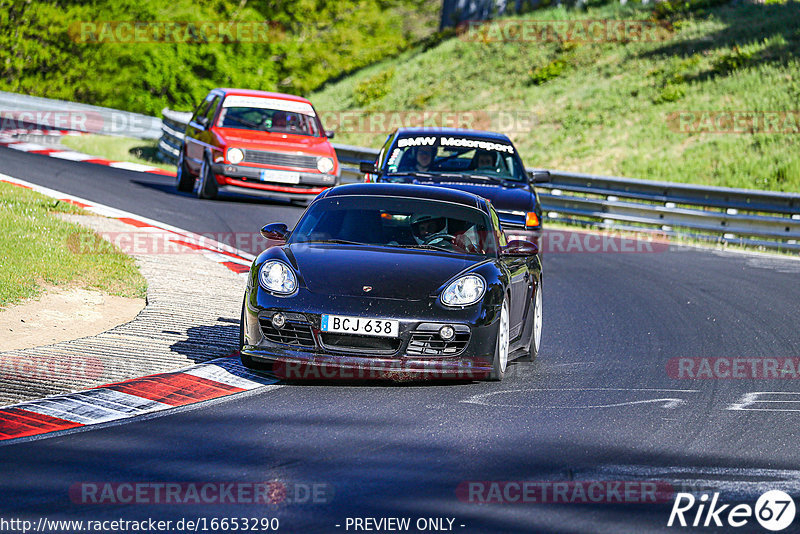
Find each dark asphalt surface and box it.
[2,146,800,533]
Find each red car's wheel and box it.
[195,156,218,200]
[175,147,194,192]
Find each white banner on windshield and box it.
[222,95,316,116]
[439,137,514,153]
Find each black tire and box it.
[519,279,542,362]
[488,297,510,381]
[175,147,195,192]
[195,155,218,200]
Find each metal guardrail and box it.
[0,91,163,139]
[157,108,800,252]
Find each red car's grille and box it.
[243,150,318,170]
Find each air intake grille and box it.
[259,316,315,348]
[319,333,401,355]
[407,331,470,356]
[243,150,318,170]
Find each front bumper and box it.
[211,163,337,199]
[241,290,500,380]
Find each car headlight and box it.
[441,274,485,307]
[317,157,334,173]
[259,261,297,295]
[227,148,244,164]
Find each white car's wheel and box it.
[530,282,542,359]
[489,298,510,381]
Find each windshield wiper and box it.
[464,173,509,184]
[302,239,365,246]
[389,244,453,253]
[385,171,435,178]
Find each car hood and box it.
[287,244,481,301]
[398,177,534,213]
[215,128,335,158]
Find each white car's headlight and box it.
[259,261,297,294]
[317,157,334,173]
[441,274,485,307]
[227,148,244,164]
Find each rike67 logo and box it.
[668,490,796,531]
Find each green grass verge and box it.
[60,135,174,172]
[0,182,147,308]
[311,0,800,192]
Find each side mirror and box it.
[261,223,289,241]
[530,170,550,184]
[360,161,379,174]
[325,130,335,139]
[501,239,539,257]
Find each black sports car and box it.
[360,128,549,247]
[239,183,543,381]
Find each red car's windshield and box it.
[217,97,322,136]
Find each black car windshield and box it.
[290,196,499,256]
[382,135,527,182]
[217,96,321,136]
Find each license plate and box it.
[259,169,300,184]
[320,315,399,338]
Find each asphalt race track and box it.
[2,146,800,533]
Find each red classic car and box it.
[176,88,339,202]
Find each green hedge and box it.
[0,0,438,115]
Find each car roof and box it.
[214,88,312,104]
[392,127,512,143]
[320,183,486,210]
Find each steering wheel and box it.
[423,233,455,246]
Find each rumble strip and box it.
[0,132,176,177]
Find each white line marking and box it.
[49,151,97,161]
[461,388,699,409]
[8,142,48,152]
[728,392,800,412]
[15,399,111,424]
[70,388,172,414]
[186,362,279,390]
[109,161,159,172]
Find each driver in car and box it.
[415,145,435,172]
[474,149,495,171]
[410,214,449,245]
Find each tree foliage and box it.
[0,0,438,114]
